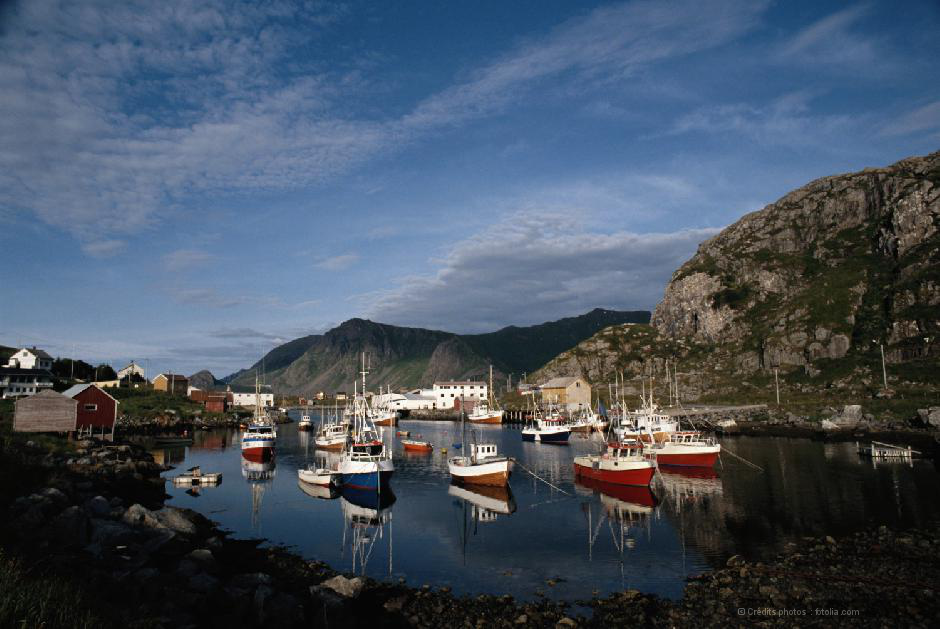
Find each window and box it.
[84,404,97,411]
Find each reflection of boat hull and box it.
[521,427,570,443]
[298,422,314,431]
[298,480,338,500]
[575,475,658,510]
[573,456,654,486]
[448,458,512,486]
[448,482,516,514]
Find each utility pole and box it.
[774,368,780,405]
[873,340,887,391]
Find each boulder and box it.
[820,419,839,431]
[85,495,111,518]
[123,503,163,529]
[917,407,940,429]
[90,518,136,546]
[321,575,365,598]
[47,505,89,547]
[154,508,198,535]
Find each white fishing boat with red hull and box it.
[573,441,655,487]
[645,431,720,467]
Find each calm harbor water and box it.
[151,413,940,602]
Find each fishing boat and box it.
[370,384,399,426]
[298,407,314,431]
[449,401,512,486]
[613,376,678,443]
[521,414,571,443]
[401,438,433,452]
[568,409,594,433]
[573,440,655,486]
[337,354,395,491]
[298,466,339,486]
[241,376,276,461]
[315,421,347,450]
[645,431,720,467]
[468,365,504,424]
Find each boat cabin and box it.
[606,441,643,458]
[246,424,274,436]
[350,439,385,458]
[473,443,499,461]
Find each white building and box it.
[117,361,145,380]
[432,381,487,409]
[229,389,275,408]
[6,347,54,371]
[0,368,55,398]
[373,390,441,411]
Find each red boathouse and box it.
[62,384,119,439]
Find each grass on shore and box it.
[0,551,113,629]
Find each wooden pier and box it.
[857,441,920,460]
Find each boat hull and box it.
[522,428,570,443]
[573,458,655,487]
[241,444,274,461]
[654,450,720,467]
[373,413,398,426]
[402,441,433,452]
[340,470,394,490]
[448,458,512,487]
[315,438,346,451]
[468,412,503,424]
[297,423,314,431]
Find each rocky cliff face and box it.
[535,152,939,404]
[652,151,939,376]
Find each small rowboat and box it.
[401,439,433,452]
[173,466,222,486]
[298,467,339,487]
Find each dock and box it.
[857,441,920,460]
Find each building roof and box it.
[15,389,74,403]
[62,383,118,403]
[226,384,273,394]
[155,373,189,382]
[542,377,582,388]
[434,381,486,386]
[0,367,54,376]
[19,347,54,359]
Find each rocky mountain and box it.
[536,152,939,405]
[227,309,650,396]
[188,370,221,391]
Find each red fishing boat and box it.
[573,440,655,487]
[401,438,433,452]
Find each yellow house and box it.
[540,376,591,412]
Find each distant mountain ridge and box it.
[225,309,650,395]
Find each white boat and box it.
[449,405,512,486]
[644,431,720,468]
[298,408,314,431]
[298,466,338,486]
[241,375,276,460]
[337,354,394,491]
[467,365,504,424]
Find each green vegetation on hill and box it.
[109,388,204,419]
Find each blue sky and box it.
[1,0,938,377]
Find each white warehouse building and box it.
[432,381,487,409]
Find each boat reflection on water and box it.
[298,480,338,500]
[576,476,657,574]
[448,483,517,521]
[242,455,276,534]
[655,466,723,507]
[340,487,395,575]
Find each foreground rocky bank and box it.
[1,436,937,628]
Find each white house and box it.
[6,347,54,371]
[117,361,145,380]
[432,381,487,409]
[0,367,54,399]
[373,390,441,411]
[227,384,275,408]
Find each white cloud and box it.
[163,248,213,272]
[0,0,766,255]
[315,253,359,271]
[669,92,856,147]
[365,211,720,333]
[81,239,127,258]
[880,100,940,138]
[777,4,882,68]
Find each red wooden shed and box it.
[62,384,119,439]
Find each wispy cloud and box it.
[365,211,720,333]
[880,100,940,138]
[777,4,881,68]
[315,253,359,271]
[0,0,766,255]
[669,91,856,147]
[162,248,213,272]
